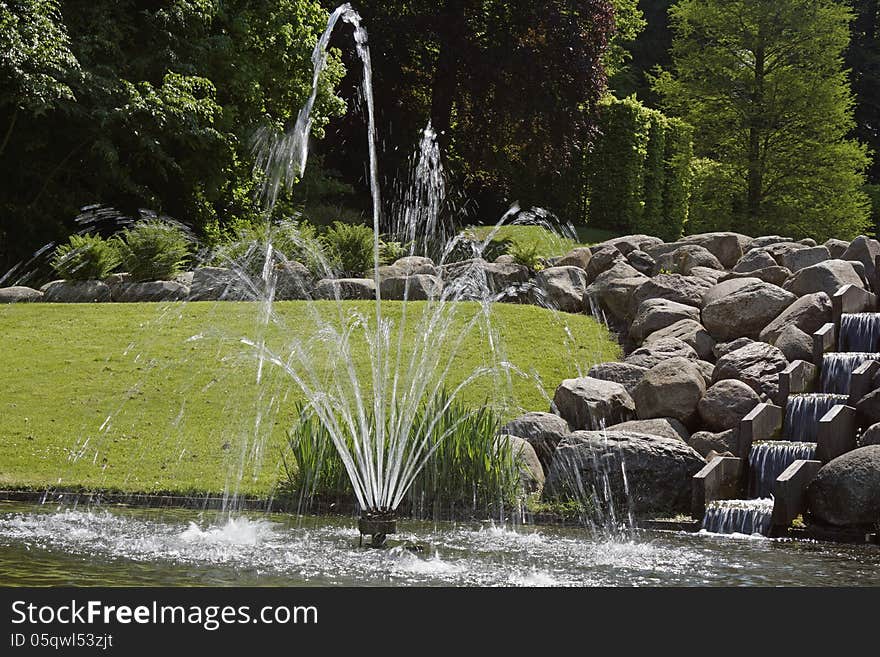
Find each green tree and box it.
[655,0,870,240]
[846,1,880,184]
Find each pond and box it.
[1,502,877,586]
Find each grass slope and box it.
[0,301,619,496]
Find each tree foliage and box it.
[655,0,871,240]
[0,1,344,271]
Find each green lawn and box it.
[0,301,619,497]
[464,224,618,259]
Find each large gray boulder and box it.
[680,232,750,269]
[592,234,663,257]
[626,249,655,276]
[701,277,760,308]
[733,249,778,273]
[631,274,713,312]
[545,431,706,515]
[780,245,830,272]
[535,266,588,313]
[41,280,111,303]
[629,298,701,342]
[625,337,698,369]
[0,286,42,303]
[585,262,648,321]
[758,292,832,344]
[379,274,443,300]
[656,244,723,275]
[552,377,636,431]
[497,435,545,493]
[586,362,648,395]
[720,266,792,287]
[782,259,865,297]
[632,357,706,426]
[712,341,789,401]
[314,278,376,300]
[824,238,849,259]
[555,247,592,271]
[585,245,626,282]
[701,280,797,341]
[807,446,880,526]
[115,280,189,302]
[855,388,880,425]
[606,418,690,442]
[644,319,716,361]
[393,256,438,276]
[773,325,814,362]
[763,241,809,265]
[713,337,754,360]
[441,258,530,298]
[860,422,880,447]
[747,236,795,251]
[189,267,246,301]
[698,379,760,431]
[501,412,571,472]
[688,428,740,458]
[840,235,880,285]
[688,266,726,285]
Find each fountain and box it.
[820,352,880,394]
[701,499,774,536]
[783,393,847,442]
[838,312,880,352]
[747,441,817,499]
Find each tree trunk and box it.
[0,110,18,160]
[747,44,766,225]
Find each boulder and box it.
[115,280,189,302]
[694,359,716,386]
[698,379,760,431]
[644,319,715,361]
[713,341,789,401]
[758,292,832,344]
[592,234,663,257]
[629,298,701,342]
[713,337,754,360]
[606,418,690,442]
[585,262,648,321]
[782,259,864,297]
[859,422,880,447]
[630,273,713,313]
[274,261,312,300]
[625,337,698,369]
[585,245,626,282]
[680,232,750,269]
[824,238,849,259]
[632,357,706,426]
[501,412,571,472]
[493,254,516,265]
[763,241,809,265]
[688,266,726,285]
[626,250,655,276]
[41,280,111,303]
[535,266,588,313]
[497,435,545,493]
[314,278,376,300]
[773,325,814,363]
[544,431,706,515]
[393,256,438,276]
[657,244,724,275]
[189,267,246,301]
[379,274,443,300]
[701,277,760,308]
[800,238,817,247]
[0,286,42,303]
[807,446,880,526]
[586,362,648,395]
[841,235,880,285]
[551,377,636,431]
[441,258,530,297]
[702,280,797,341]
[746,236,796,251]
[780,245,830,272]
[555,247,592,271]
[733,249,778,273]
[720,266,792,287]
[688,428,741,458]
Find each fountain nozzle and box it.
[358,510,397,548]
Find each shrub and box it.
[280,394,522,517]
[321,221,375,276]
[378,239,409,266]
[210,218,323,275]
[507,241,544,271]
[117,220,192,281]
[50,234,121,281]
